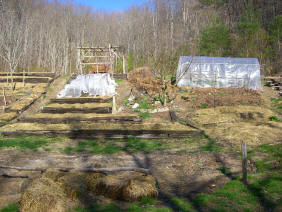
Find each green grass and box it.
[139,112,151,119]
[0,204,19,212]
[123,98,130,106]
[192,143,282,211]
[269,115,280,122]
[170,197,195,212]
[0,135,63,151]
[200,103,207,109]
[62,137,166,155]
[115,79,124,83]
[270,97,282,114]
[199,134,224,152]
[73,202,171,212]
[139,197,159,205]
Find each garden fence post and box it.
[242,141,248,184]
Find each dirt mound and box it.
[177,87,262,109]
[128,67,162,97]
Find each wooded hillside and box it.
[0,0,281,76]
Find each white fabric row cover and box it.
[57,74,117,98]
[176,56,262,90]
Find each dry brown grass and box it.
[191,106,275,126]
[206,121,282,147]
[0,122,197,131]
[0,112,17,121]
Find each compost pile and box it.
[128,67,162,97]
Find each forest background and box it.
[0,0,281,78]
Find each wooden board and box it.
[0,72,56,78]
[50,97,113,104]
[0,77,52,83]
[113,74,127,79]
[42,106,112,114]
[22,116,141,124]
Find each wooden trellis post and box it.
[77,45,122,75]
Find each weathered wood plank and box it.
[22,116,142,124]
[0,73,56,78]
[0,77,52,83]
[0,165,150,174]
[42,106,112,114]
[50,97,113,104]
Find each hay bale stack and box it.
[87,172,158,201]
[20,177,70,212]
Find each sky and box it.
[72,0,141,11]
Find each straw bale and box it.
[122,175,158,201]
[20,177,70,212]
[57,172,88,199]
[91,175,124,199]
[87,173,158,201]
[86,172,106,192]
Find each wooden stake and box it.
[2,86,6,107]
[123,54,126,74]
[23,69,25,87]
[242,141,248,184]
[112,95,117,114]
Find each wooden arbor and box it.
[77,44,126,75]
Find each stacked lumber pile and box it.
[265,76,282,96]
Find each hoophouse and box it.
[176,56,262,90]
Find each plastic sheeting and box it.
[57,74,117,98]
[176,56,262,90]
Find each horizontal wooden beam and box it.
[0,165,150,174]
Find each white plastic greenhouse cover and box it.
[57,74,117,98]
[176,56,262,90]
